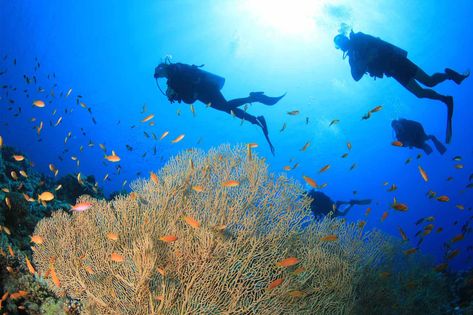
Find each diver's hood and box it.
[154,63,167,78]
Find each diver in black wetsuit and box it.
[391,118,447,155]
[307,190,372,218]
[154,60,285,155]
[334,31,470,144]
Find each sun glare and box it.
[241,0,328,36]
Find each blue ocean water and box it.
[1,0,472,273]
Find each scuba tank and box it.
[192,65,226,90]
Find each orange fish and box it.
[31,235,44,244]
[12,155,25,161]
[71,202,93,212]
[418,165,428,182]
[292,267,305,275]
[434,263,448,272]
[171,134,185,143]
[222,180,240,187]
[447,249,460,259]
[25,256,36,275]
[267,278,284,290]
[398,227,408,241]
[2,225,11,235]
[141,114,154,123]
[150,172,159,185]
[50,266,60,288]
[451,234,464,243]
[105,151,121,162]
[283,165,292,171]
[381,211,389,222]
[358,220,366,229]
[392,198,408,211]
[329,119,340,126]
[275,257,299,267]
[404,248,417,255]
[391,141,403,147]
[159,235,178,243]
[370,105,383,113]
[436,195,449,202]
[111,252,124,262]
[288,290,306,298]
[159,131,169,140]
[319,164,330,173]
[192,185,204,192]
[302,175,317,188]
[5,197,11,209]
[19,170,28,178]
[84,265,94,274]
[365,207,371,216]
[107,232,119,241]
[300,141,310,152]
[183,216,200,229]
[10,171,18,180]
[38,191,54,202]
[54,116,62,127]
[320,234,338,241]
[248,143,258,148]
[33,100,45,107]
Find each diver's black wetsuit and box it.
[307,190,371,218]
[391,118,447,155]
[341,31,469,144]
[161,63,284,154]
[347,32,413,85]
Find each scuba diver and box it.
[334,30,470,144]
[307,190,372,218]
[391,118,447,155]
[154,59,285,155]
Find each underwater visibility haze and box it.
[1,0,473,314]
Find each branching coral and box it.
[31,144,451,314]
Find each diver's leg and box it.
[421,143,433,155]
[414,68,449,87]
[404,79,453,143]
[210,96,276,155]
[427,135,447,155]
[404,79,450,103]
[415,68,470,86]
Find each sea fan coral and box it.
[31,144,448,314]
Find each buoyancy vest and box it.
[166,63,225,104]
[349,32,408,78]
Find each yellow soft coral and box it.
[32,144,392,314]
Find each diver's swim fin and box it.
[249,92,286,106]
[445,96,454,144]
[256,115,275,155]
[445,68,470,85]
[429,135,447,155]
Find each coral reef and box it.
[31,144,453,314]
[0,145,103,314]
